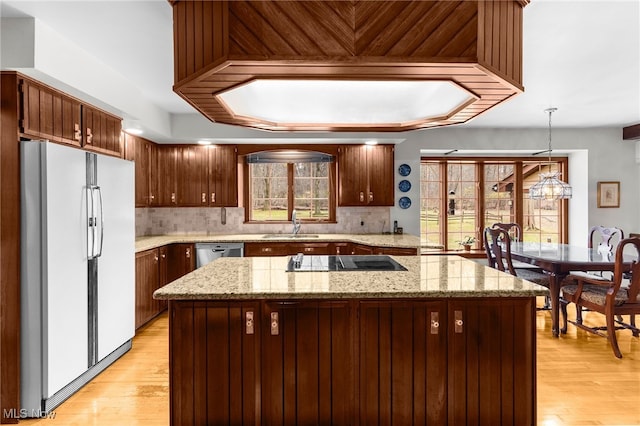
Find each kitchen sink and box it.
[262,234,319,239]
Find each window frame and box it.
[420,156,569,251]
[241,146,337,224]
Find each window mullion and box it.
[287,163,294,221]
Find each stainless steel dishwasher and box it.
[195,242,244,268]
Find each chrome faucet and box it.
[292,209,301,235]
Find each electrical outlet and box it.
[360,220,364,226]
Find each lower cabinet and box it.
[244,241,417,256]
[135,244,195,330]
[168,297,536,425]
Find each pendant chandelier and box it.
[529,108,572,200]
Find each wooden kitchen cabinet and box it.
[262,301,357,425]
[135,248,161,329]
[81,104,123,157]
[447,298,535,424]
[168,297,536,425]
[374,246,418,256]
[244,242,292,257]
[359,301,447,424]
[208,145,238,206]
[135,244,194,330]
[167,243,195,283]
[170,301,260,425]
[154,144,238,207]
[131,134,157,207]
[176,145,208,206]
[338,144,394,206]
[19,77,82,147]
[351,243,374,255]
[287,242,333,255]
[156,145,178,206]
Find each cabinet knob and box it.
[154,255,159,262]
[185,248,191,258]
[161,253,166,259]
[245,311,254,335]
[454,310,464,333]
[202,192,206,203]
[359,192,364,202]
[211,192,216,203]
[430,311,440,334]
[74,123,81,141]
[369,192,374,202]
[262,247,272,253]
[270,312,279,335]
[150,194,155,200]
[86,127,93,144]
[304,247,313,252]
[171,192,176,203]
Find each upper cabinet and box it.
[19,78,82,147]
[81,104,123,157]
[338,145,394,206]
[129,133,157,207]
[18,76,123,157]
[208,145,238,207]
[152,144,238,207]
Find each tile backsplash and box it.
[136,207,392,236]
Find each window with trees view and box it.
[420,158,569,251]
[249,161,333,222]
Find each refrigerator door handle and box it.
[95,186,104,258]
[87,186,96,259]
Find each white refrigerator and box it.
[20,141,135,414]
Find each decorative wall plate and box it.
[398,180,411,192]
[399,196,411,209]
[398,164,411,176]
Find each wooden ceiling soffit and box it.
[171,0,528,132]
[623,124,640,140]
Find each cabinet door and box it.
[375,246,418,256]
[133,135,156,207]
[176,145,209,206]
[135,249,159,329]
[170,301,260,425]
[155,146,178,206]
[367,145,394,206]
[19,78,82,146]
[167,243,195,282]
[82,105,123,157]
[352,243,374,255]
[244,242,290,257]
[262,301,356,425]
[338,145,369,206]
[288,242,333,255]
[208,145,238,206]
[447,298,535,425]
[359,301,447,424]
[334,242,352,255]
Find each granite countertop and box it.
[153,255,548,300]
[135,233,421,252]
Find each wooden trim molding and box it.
[622,124,640,140]
[0,72,21,424]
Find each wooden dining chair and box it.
[561,237,640,358]
[485,226,552,297]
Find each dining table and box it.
[506,242,633,337]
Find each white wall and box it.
[393,127,639,244]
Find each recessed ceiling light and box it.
[124,128,143,136]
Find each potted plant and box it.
[458,236,477,251]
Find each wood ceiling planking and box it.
[171,0,527,132]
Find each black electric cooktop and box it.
[286,255,408,272]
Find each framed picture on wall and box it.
[597,181,620,208]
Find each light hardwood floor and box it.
[22,297,640,425]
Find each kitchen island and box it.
[154,255,547,425]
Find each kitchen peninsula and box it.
[154,254,546,425]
